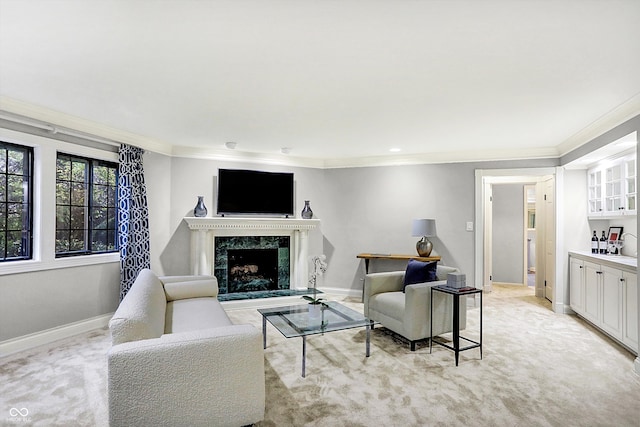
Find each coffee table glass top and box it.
[258,301,370,338]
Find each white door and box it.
[483,182,493,292]
[543,178,555,302]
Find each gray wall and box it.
[0,262,119,342]
[492,184,525,284]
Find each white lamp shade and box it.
[412,219,437,237]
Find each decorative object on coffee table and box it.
[412,218,437,257]
[193,196,208,217]
[302,254,327,306]
[301,200,314,219]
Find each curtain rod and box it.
[0,110,122,149]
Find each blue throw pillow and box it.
[403,259,438,292]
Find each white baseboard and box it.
[0,313,113,358]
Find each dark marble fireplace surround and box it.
[215,236,291,295]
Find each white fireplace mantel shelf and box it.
[184,216,320,231]
[183,216,320,289]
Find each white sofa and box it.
[107,269,265,427]
[364,265,467,350]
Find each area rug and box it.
[1,285,639,426]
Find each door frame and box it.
[474,167,564,313]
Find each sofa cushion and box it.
[165,298,233,334]
[109,269,167,345]
[403,259,438,292]
[163,278,218,301]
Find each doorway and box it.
[474,168,562,311]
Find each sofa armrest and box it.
[159,275,219,301]
[108,324,265,427]
[363,271,405,315]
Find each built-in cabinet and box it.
[569,252,638,354]
[588,153,637,218]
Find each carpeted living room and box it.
[1,1,640,426]
[2,284,639,426]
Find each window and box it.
[0,142,33,261]
[56,153,118,257]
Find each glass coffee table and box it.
[258,301,374,377]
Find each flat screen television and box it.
[216,169,295,216]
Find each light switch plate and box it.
[466,221,474,231]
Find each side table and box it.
[430,284,482,366]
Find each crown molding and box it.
[171,145,326,168]
[1,95,636,169]
[557,93,640,157]
[320,146,560,169]
[0,96,174,155]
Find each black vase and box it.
[194,196,208,217]
[301,200,313,219]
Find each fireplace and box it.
[215,236,290,294]
[184,217,319,291]
[227,249,278,293]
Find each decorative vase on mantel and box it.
[301,200,313,219]
[193,196,208,217]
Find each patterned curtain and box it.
[118,144,150,300]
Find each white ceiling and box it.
[1,0,639,167]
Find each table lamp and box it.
[412,218,437,257]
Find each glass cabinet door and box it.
[625,156,636,214]
[604,163,624,215]
[588,168,603,216]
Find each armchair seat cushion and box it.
[368,292,405,320]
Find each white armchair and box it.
[363,265,466,350]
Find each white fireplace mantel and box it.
[183,217,320,289]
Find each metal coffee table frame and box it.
[258,301,374,377]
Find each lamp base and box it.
[416,237,433,257]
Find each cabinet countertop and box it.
[569,250,637,270]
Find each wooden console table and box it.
[357,253,442,273]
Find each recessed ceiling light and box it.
[389,148,401,153]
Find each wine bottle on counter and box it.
[591,231,598,254]
[599,231,607,254]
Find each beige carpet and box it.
[1,285,639,426]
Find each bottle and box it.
[591,231,598,254]
[599,231,607,254]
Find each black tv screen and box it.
[216,169,295,216]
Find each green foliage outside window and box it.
[0,142,33,261]
[55,153,118,257]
